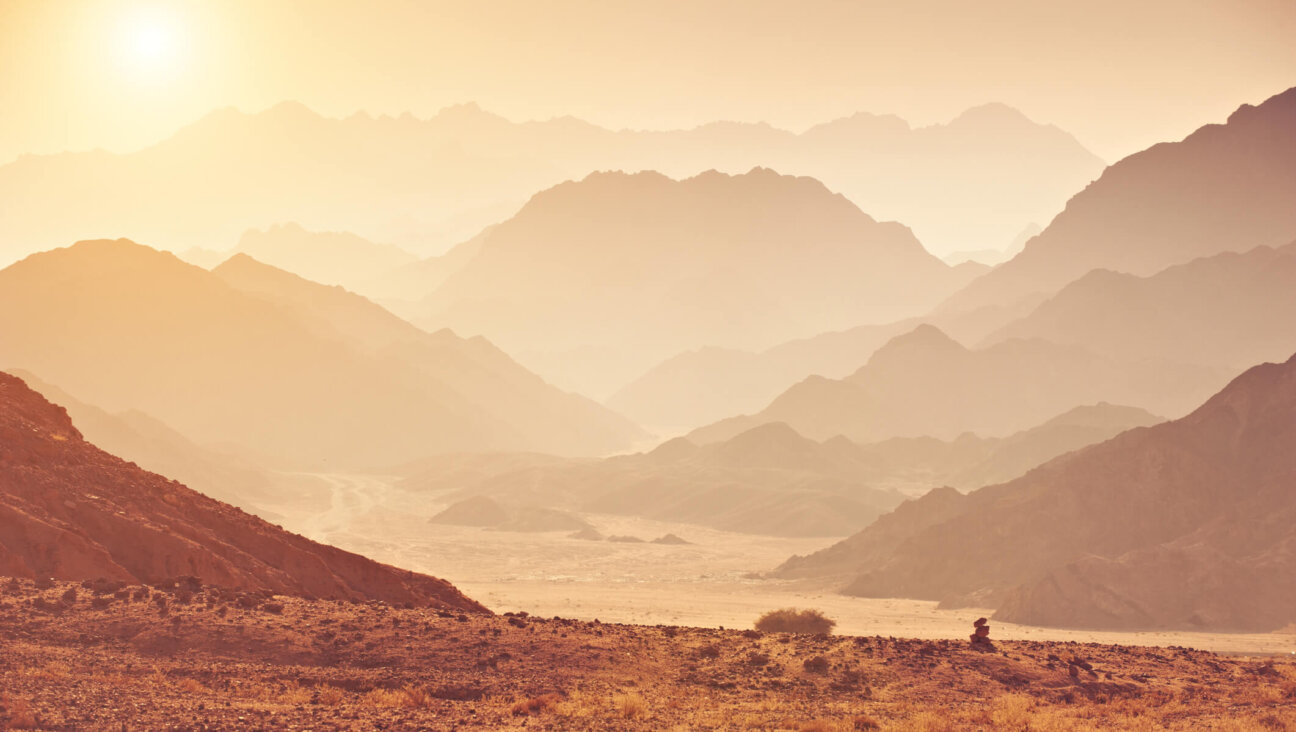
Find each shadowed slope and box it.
[779,352,1296,631]
[983,241,1296,373]
[0,371,485,612]
[941,86,1296,315]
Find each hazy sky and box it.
[2,0,1294,164]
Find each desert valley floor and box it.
[262,472,1296,657]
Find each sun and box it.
[114,8,187,83]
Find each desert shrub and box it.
[316,685,346,706]
[615,692,647,719]
[754,608,836,635]
[511,693,561,715]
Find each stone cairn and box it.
[970,617,994,651]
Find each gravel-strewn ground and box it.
[2,577,1295,731]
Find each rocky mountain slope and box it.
[983,241,1296,374]
[0,370,484,611]
[940,86,1296,316]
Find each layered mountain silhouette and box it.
[402,422,907,538]
[414,169,982,396]
[940,86,1296,316]
[0,370,484,611]
[851,403,1163,494]
[779,352,1296,632]
[401,404,1156,538]
[225,222,418,295]
[687,325,1219,445]
[983,241,1296,375]
[0,100,1101,265]
[0,240,640,468]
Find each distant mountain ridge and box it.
[982,240,1296,374]
[0,98,1102,264]
[778,351,1296,632]
[0,239,640,468]
[414,168,982,397]
[687,324,1221,445]
[398,403,1157,538]
[940,85,1296,316]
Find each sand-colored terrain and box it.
[264,473,1296,657]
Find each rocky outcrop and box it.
[0,371,485,612]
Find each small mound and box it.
[569,527,605,541]
[650,533,691,545]
[607,535,646,543]
[429,496,509,527]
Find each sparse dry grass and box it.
[316,685,346,706]
[615,691,648,719]
[6,579,1296,730]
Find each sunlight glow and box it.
[114,8,187,83]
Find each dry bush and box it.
[316,686,346,706]
[989,693,1034,730]
[616,692,648,719]
[511,693,561,716]
[29,661,71,681]
[754,608,836,635]
[278,682,312,705]
[362,688,405,707]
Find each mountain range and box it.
[982,240,1296,374]
[779,352,1296,632]
[399,402,1157,538]
[412,168,983,397]
[939,85,1296,317]
[0,100,1101,266]
[0,239,640,468]
[687,324,1220,445]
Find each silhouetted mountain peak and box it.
[1225,85,1296,126]
[948,102,1034,128]
[875,324,964,354]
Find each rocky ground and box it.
[2,577,1295,731]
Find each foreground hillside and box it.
[2,577,1293,730]
[0,370,483,612]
